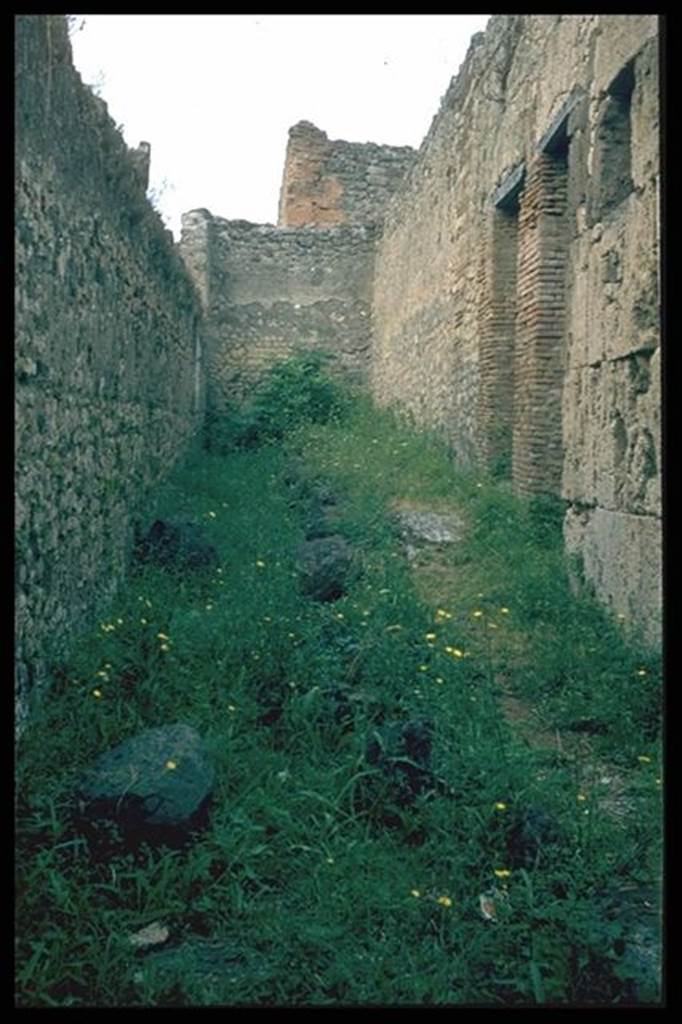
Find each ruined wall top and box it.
[277,120,416,228]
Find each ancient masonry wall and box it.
[177,121,415,408]
[15,16,204,733]
[278,120,416,228]
[371,14,660,646]
[180,213,378,407]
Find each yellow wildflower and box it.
[116,618,124,625]
[472,610,484,618]
[410,889,421,898]
[494,802,507,811]
[96,670,109,679]
[500,607,510,615]
[140,618,148,625]
[227,705,237,713]
[636,668,647,677]
[418,665,428,672]
[165,760,177,771]
[256,560,266,568]
[437,895,452,908]
[160,643,170,652]
[425,633,437,642]
[494,869,511,879]
[207,511,217,518]
[205,603,213,611]
[157,632,170,641]
[92,689,103,699]
[577,793,587,802]
[637,755,652,764]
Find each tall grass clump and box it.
[16,360,662,1007]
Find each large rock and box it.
[135,937,273,1001]
[77,724,214,841]
[592,885,662,1003]
[134,519,219,573]
[394,508,466,546]
[506,805,563,869]
[365,718,435,806]
[296,534,352,602]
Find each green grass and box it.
[16,379,662,1007]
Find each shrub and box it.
[205,351,349,452]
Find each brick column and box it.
[512,151,568,496]
[477,207,519,475]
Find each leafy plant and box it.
[205,350,349,453]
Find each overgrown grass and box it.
[16,371,662,1007]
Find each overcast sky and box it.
[69,14,490,238]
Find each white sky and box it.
[69,14,490,238]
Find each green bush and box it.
[205,351,349,452]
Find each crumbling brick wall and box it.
[278,120,415,227]
[371,14,660,646]
[15,15,204,735]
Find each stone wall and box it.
[371,15,660,646]
[278,120,416,227]
[15,15,204,734]
[180,212,377,407]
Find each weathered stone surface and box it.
[394,508,466,547]
[369,14,659,644]
[296,534,352,602]
[15,16,204,736]
[278,120,415,228]
[134,519,219,572]
[180,216,376,406]
[77,724,215,836]
[564,505,661,648]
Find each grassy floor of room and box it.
[15,392,663,1007]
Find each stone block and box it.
[76,723,215,840]
[564,504,661,647]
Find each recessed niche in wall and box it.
[591,60,635,222]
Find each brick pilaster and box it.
[512,151,568,496]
